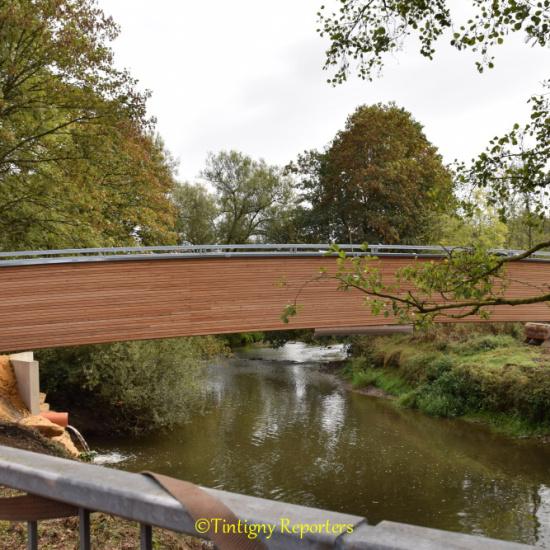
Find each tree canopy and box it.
[200,150,294,244]
[318,0,550,84]
[0,0,177,249]
[172,182,218,245]
[290,103,454,244]
[1,0,210,433]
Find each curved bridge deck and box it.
[1,244,549,352]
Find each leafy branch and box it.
[282,243,550,327]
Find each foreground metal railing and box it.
[0,243,548,267]
[0,446,533,549]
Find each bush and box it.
[416,390,466,417]
[346,323,550,434]
[37,336,228,436]
[448,334,517,355]
[224,332,265,347]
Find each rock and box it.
[525,322,550,342]
[19,415,64,437]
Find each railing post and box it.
[79,508,91,550]
[27,521,38,550]
[140,524,152,550]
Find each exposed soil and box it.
[0,421,71,458]
[0,357,28,421]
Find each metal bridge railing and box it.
[0,243,548,267]
[0,445,531,549]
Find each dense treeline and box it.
[173,107,548,249]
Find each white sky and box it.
[98,1,549,182]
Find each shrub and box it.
[224,332,265,347]
[348,323,550,434]
[37,336,228,436]
[448,334,517,355]
[416,390,466,417]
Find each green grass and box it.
[351,367,412,396]
[345,324,550,438]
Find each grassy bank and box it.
[345,324,550,437]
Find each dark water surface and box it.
[90,343,550,547]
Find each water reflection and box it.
[90,342,550,547]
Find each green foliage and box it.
[434,191,508,248]
[458,82,550,222]
[283,239,549,326]
[348,364,412,396]
[0,0,179,249]
[200,150,295,244]
[318,1,550,84]
[348,326,550,435]
[37,337,229,435]
[224,332,265,348]
[504,195,550,250]
[281,303,302,324]
[173,182,218,244]
[288,103,454,244]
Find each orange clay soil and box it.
[0,356,28,422]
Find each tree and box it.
[37,336,228,435]
[505,196,550,251]
[173,182,218,244]
[261,204,311,243]
[289,103,454,244]
[0,0,177,249]
[0,0,212,436]
[436,191,508,249]
[318,1,550,84]
[201,150,294,244]
[281,1,550,324]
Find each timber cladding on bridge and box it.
[0,245,549,352]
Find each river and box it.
[89,342,550,547]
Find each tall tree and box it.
[173,182,218,244]
[201,150,294,244]
[0,0,177,249]
[290,103,454,244]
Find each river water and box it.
[90,342,550,547]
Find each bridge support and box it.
[9,352,39,415]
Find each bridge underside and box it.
[1,256,549,351]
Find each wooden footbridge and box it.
[1,244,549,352]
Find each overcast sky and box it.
[98,0,548,182]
